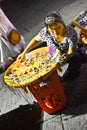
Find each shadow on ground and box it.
[0,103,43,130]
[55,63,87,117]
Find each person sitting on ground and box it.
[0,8,27,73]
[70,10,87,64]
[17,10,82,80]
[77,29,87,63]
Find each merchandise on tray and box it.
[4,47,61,88]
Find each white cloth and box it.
[0,8,27,62]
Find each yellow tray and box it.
[71,12,87,31]
[4,47,62,88]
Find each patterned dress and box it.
[38,25,82,74]
[38,25,78,53]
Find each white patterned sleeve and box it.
[38,27,47,41]
[67,38,74,48]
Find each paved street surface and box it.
[0,0,87,130]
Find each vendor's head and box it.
[44,10,66,36]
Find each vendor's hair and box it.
[44,10,66,27]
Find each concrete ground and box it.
[0,0,87,130]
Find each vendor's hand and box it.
[7,57,13,61]
[17,53,25,62]
[60,53,69,64]
[62,53,68,60]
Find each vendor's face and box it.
[48,22,66,36]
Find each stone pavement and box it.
[0,0,87,130]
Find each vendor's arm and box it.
[60,38,75,64]
[17,35,41,60]
[67,46,74,58]
[65,37,75,60]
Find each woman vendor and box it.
[17,10,82,80]
[0,8,27,73]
